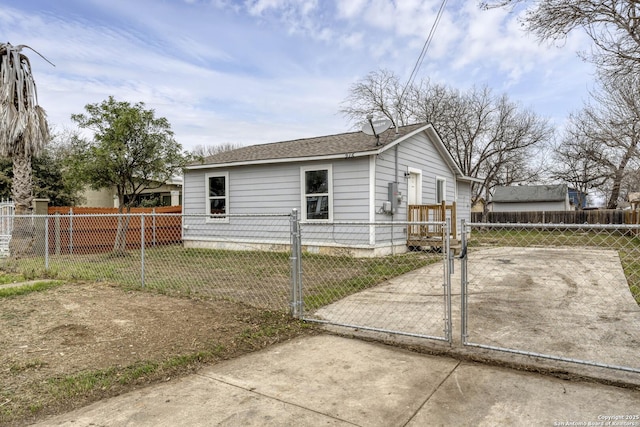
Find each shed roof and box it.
[492,184,568,203]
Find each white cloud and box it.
[0,0,597,151]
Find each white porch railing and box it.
[0,199,15,257]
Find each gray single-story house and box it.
[182,123,478,256]
[491,184,571,212]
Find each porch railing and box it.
[407,201,456,246]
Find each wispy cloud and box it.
[0,0,595,149]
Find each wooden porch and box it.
[407,201,458,249]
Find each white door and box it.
[408,172,421,205]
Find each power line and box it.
[398,0,449,111]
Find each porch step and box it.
[407,238,461,254]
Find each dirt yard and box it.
[0,281,314,426]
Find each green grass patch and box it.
[303,252,438,310]
[0,272,26,285]
[0,280,65,298]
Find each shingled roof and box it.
[492,184,568,203]
[188,123,427,167]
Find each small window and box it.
[206,172,228,221]
[436,177,446,203]
[301,166,332,221]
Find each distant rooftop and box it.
[492,184,568,203]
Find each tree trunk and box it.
[111,195,131,256]
[8,153,36,256]
[112,214,131,256]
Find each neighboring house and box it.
[628,192,640,210]
[471,198,486,213]
[182,123,478,256]
[79,177,183,208]
[491,184,571,212]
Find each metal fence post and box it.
[296,211,303,319]
[460,219,468,345]
[444,218,452,344]
[152,208,157,247]
[44,215,49,271]
[55,212,61,255]
[289,209,301,318]
[69,208,73,254]
[141,214,145,288]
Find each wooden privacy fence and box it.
[46,206,182,254]
[472,210,631,225]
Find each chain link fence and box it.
[461,222,640,374]
[0,213,451,339]
[2,213,294,311]
[298,220,452,342]
[4,211,640,376]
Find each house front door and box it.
[408,171,421,205]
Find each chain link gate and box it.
[460,221,640,376]
[294,218,454,343]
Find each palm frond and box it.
[0,42,50,158]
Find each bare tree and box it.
[550,133,609,209]
[480,0,640,78]
[191,142,244,158]
[340,70,553,206]
[555,72,640,208]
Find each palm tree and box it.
[0,42,50,215]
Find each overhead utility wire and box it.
[397,0,449,112]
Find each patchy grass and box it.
[0,283,316,427]
[0,246,439,311]
[302,253,438,310]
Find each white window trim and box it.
[436,176,447,203]
[205,171,229,223]
[300,164,333,222]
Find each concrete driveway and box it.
[37,335,640,427]
[313,246,640,382]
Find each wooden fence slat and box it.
[46,206,182,254]
[471,210,632,225]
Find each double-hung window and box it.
[206,172,228,221]
[301,165,332,221]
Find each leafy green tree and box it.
[0,141,84,206]
[70,96,188,253]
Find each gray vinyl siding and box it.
[183,157,370,245]
[374,132,458,244]
[182,129,472,251]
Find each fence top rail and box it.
[468,222,640,230]
[301,220,447,226]
[14,212,292,218]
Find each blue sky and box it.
[1,0,595,150]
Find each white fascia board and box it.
[185,151,378,170]
[457,175,485,184]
